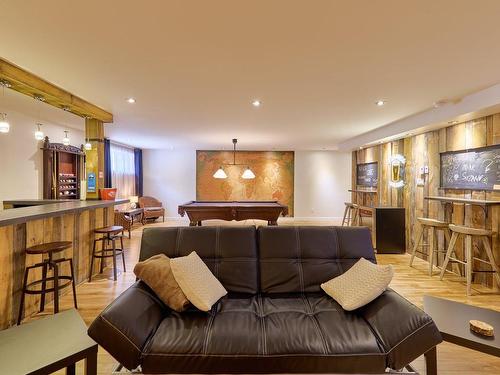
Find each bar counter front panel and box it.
[0,199,127,329]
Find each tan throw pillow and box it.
[134,254,190,312]
[321,258,393,311]
[170,251,227,312]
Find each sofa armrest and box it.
[359,289,442,370]
[88,281,166,370]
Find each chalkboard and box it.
[440,145,500,191]
[357,162,378,187]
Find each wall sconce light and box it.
[35,123,44,140]
[62,131,70,146]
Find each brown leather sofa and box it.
[88,226,442,374]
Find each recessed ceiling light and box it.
[252,100,261,107]
[127,98,136,104]
[375,100,386,106]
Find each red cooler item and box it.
[99,188,117,200]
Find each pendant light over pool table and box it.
[212,138,255,179]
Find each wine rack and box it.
[42,137,85,200]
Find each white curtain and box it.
[110,143,136,198]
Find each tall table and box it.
[424,196,500,222]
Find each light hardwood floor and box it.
[28,218,500,375]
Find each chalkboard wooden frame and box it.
[356,161,378,187]
[439,144,500,191]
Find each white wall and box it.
[0,108,84,207]
[294,151,351,218]
[143,149,196,217]
[143,149,351,219]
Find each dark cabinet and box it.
[374,207,406,253]
[42,137,85,200]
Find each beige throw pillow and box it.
[321,258,393,311]
[170,251,227,312]
[133,254,190,312]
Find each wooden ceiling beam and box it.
[0,57,113,123]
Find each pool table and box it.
[178,201,289,226]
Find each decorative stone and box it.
[469,320,494,337]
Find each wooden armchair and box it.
[114,211,133,238]
[138,196,165,223]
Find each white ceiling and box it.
[1,0,500,150]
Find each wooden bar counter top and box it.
[0,199,128,329]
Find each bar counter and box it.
[0,199,127,329]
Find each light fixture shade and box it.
[0,113,10,133]
[84,141,92,150]
[241,167,256,179]
[62,131,70,146]
[213,167,228,179]
[35,123,44,140]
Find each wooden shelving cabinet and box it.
[42,137,85,200]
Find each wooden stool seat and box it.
[25,241,72,255]
[18,241,77,325]
[417,218,450,229]
[410,217,455,276]
[440,224,500,296]
[448,224,494,237]
[89,226,126,282]
[94,225,123,234]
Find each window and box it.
[110,143,136,198]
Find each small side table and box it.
[0,309,98,374]
[424,295,500,357]
[122,207,144,226]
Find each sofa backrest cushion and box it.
[140,226,258,294]
[258,226,376,293]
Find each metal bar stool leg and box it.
[69,258,78,309]
[439,232,459,280]
[89,238,97,282]
[17,267,30,325]
[52,261,59,314]
[112,238,117,281]
[39,261,48,312]
[120,235,126,273]
[99,236,106,274]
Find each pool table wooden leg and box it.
[197,221,202,226]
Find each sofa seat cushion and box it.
[141,293,386,373]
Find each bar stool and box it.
[89,225,125,282]
[17,241,77,325]
[409,218,456,276]
[440,224,500,296]
[342,202,359,226]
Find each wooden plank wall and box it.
[0,207,113,329]
[352,114,500,288]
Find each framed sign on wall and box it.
[356,162,378,187]
[440,144,500,191]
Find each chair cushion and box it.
[141,293,386,373]
[258,226,376,293]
